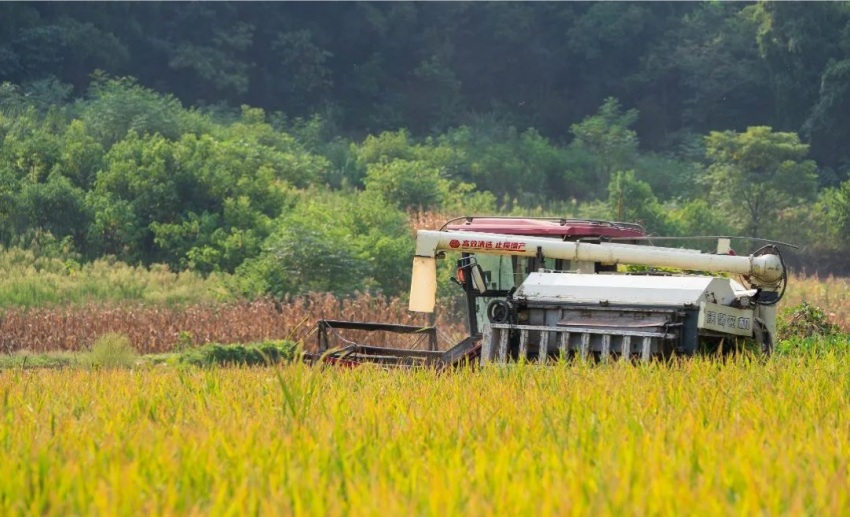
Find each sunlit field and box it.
[2,357,848,515]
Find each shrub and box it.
[88,332,138,368]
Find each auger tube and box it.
[409,230,785,313]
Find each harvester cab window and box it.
[472,253,514,291]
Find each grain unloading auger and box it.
[311,217,787,367]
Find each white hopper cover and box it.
[514,272,745,307]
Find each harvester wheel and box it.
[487,300,512,324]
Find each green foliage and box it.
[777,302,840,342]
[445,124,584,203]
[0,2,849,175]
[169,23,255,98]
[0,79,331,272]
[704,126,818,238]
[570,98,639,187]
[234,189,412,297]
[80,75,194,147]
[632,153,702,201]
[774,334,850,356]
[236,222,369,298]
[364,160,445,209]
[607,170,667,234]
[87,105,323,270]
[748,2,850,135]
[0,105,64,183]
[821,178,850,249]
[2,3,850,294]
[354,129,495,211]
[671,3,771,132]
[363,118,602,206]
[88,333,138,369]
[10,172,88,245]
[804,59,850,168]
[177,341,296,367]
[666,199,735,238]
[0,341,295,369]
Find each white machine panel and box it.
[514,272,741,307]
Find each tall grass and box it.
[0,358,847,514]
[782,274,850,329]
[0,248,228,307]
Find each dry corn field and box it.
[2,358,849,515]
[0,293,467,354]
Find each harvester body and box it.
[312,216,786,366]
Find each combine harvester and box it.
[312,216,787,367]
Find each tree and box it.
[80,74,189,147]
[704,126,817,238]
[747,2,850,131]
[569,97,639,191]
[665,2,771,133]
[364,159,445,210]
[803,59,850,172]
[168,21,255,100]
[271,30,333,109]
[10,172,89,246]
[607,170,668,234]
[821,179,850,249]
[233,189,411,297]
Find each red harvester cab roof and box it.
[443,216,645,240]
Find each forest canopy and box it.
[1,1,849,298]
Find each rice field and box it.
[2,356,848,515]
